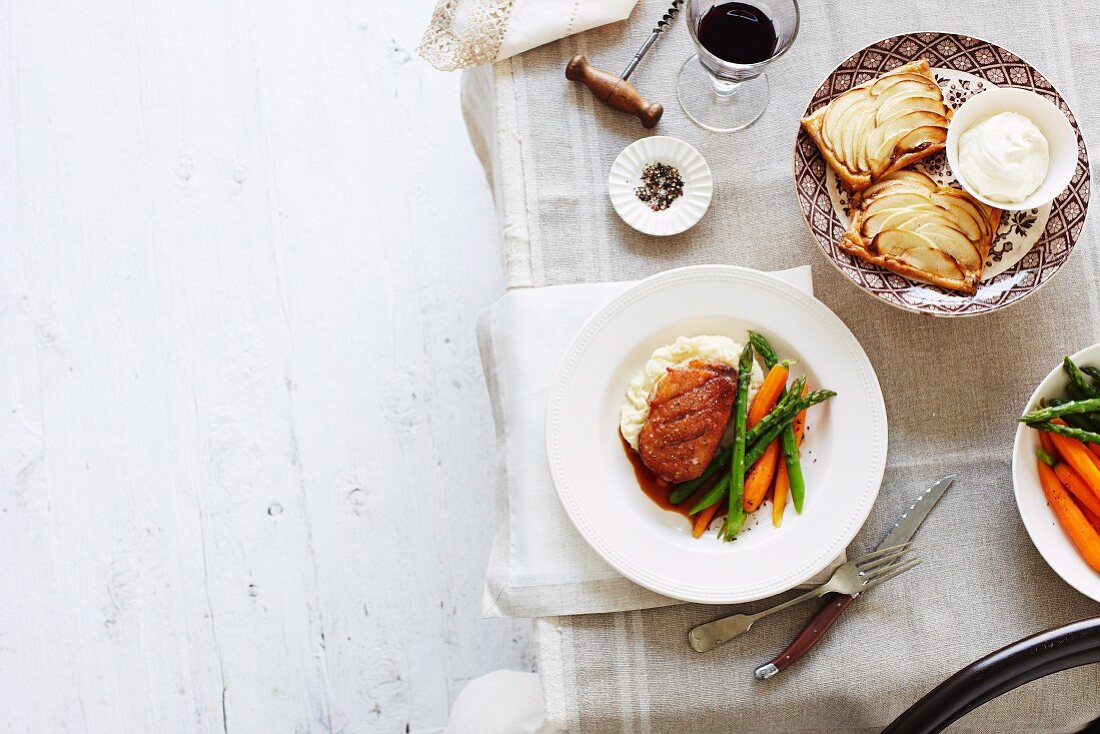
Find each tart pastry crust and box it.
[840,170,1002,294]
[802,60,952,191]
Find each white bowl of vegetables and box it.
[1013,343,1100,602]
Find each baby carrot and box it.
[1048,420,1100,502]
[1054,463,1100,518]
[748,361,790,428]
[1038,460,1100,572]
[1038,429,1058,460]
[692,501,722,539]
[772,464,789,526]
[1081,501,1100,535]
[743,439,780,512]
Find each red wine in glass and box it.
[697,2,778,65]
[679,0,799,132]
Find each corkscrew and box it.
[565,1,684,128]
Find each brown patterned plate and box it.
[794,32,1090,317]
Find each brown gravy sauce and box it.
[620,432,695,519]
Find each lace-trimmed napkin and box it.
[477,266,845,618]
[419,0,638,71]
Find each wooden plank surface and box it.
[0,2,532,732]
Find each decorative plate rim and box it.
[793,31,1092,318]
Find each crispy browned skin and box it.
[637,361,737,484]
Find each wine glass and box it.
[677,0,800,132]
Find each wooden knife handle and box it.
[754,594,856,679]
[565,55,663,128]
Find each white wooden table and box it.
[0,2,531,732]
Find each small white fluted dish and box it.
[946,87,1078,212]
[608,136,713,236]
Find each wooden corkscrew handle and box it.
[565,55,663,128]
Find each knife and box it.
[754,474,957,680]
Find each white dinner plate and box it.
[1013,343,1100,603]
[546,265,888,604]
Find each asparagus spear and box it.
[1067,414,1100,432]
[689,389,834,521]
[688,475,730,515]
[719,344,754,541]
[1059,387,1100,429]
[1082,365,1100,386]
[748,332,779,367]
[1032,421,1100,446]
[1047,397,1100,432]
[1020,397,1100,424]
[1036,448,1057,467]
[1067,382,1091,401]
[1064,357,1100,398]
[1060,360,1100,431]
[783,418,808,514]
[750,331,808,513]
[744,376,807,446]
[742,390,837,467]
[669,454,729,504]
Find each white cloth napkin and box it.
[419,0,638,71]
[499,0,637,62]
[477,266,844,618]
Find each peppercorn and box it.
[634,162,684,212]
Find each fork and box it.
[688,544,921,653]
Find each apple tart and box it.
[801,60,951,191]
[840,170,1002,294]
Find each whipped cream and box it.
[958,111,1049,204]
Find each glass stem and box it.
[710,75,741,99]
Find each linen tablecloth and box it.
[462,0,1100,730]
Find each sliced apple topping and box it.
[862,191,934,217]
[876,94,947,123]
[864,207,941,235]
[895,124,948,156]
[906,247,966,278]
[807,60,951,187]
[870,72,937,93]
[840,169,1002,294]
